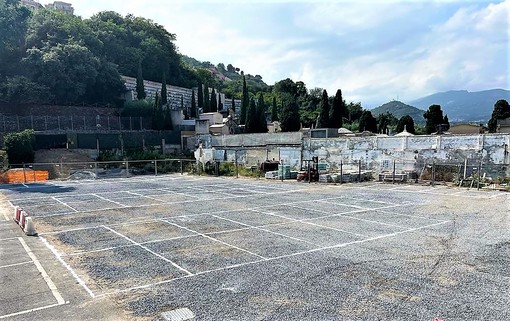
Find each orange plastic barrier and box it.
[0,169,49,184]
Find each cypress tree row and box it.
[204,86,210,113]
[257,92,268,132]
[280,95,300,132]
[231,96,236,114]
[245,97,257,133]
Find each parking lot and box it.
[1,175,509,320]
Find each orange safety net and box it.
[0,169,49,184]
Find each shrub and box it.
[4,130,35,164]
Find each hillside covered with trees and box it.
[4,0,496,135]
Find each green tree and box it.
[0,76,49,103]
[24,41,99,104]
[346,102,363,122]
[423,104,446,134]
[164,105,173,130]
[161,73,167,105]
[231,96,236,113]
[4,129,35,164]
[443,115,450,131]
[377,112,398,134]
[136,59,146,100]
[280,94,300,132]
[203,86,210,113]
[197,84,204,112]
[245,97,257,133]
[330,89,344,128]
[359,110,377,133]
[396,115,416,134]
[152,92,164,130]
[191,89,197,118]
[257,92,268,133]
[0,0,30,80]
[318,89,330,128]
[240,75,248,124]
[210,88,217,112]
[487,99,510,132]
[271,96,278,122]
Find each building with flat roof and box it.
[45,1,74,15]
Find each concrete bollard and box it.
[19,211,27,230]
[24,217,37,236]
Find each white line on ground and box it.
[291,204,409,229]
[91,193,129,207]
[39,236,96,298]
[210,214,320,246]
[52,197,79,212]
[0,237,22,241]
[21,183,29,188]
[249,208,369,238]
[0,261,32,269]
[1,209,10,221]
[0,302,68,320]
[18,237,65,304]
[102,225,194,276]
[160,219,268,260]
[97,220,451,298]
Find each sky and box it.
[46,0,509,107]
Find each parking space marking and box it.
[40,236,96,298]
[0,302,67,320]
[52,197,79,212]
[211,214,320,246]
[292,204,409,229]
[160,219,268,260]
[103,225,194,276]
[250,209,369,238]
[97,219,451,299]
[18,237,65,304]
[0,261,32,269]
[91,193,128,207]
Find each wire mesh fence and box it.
[0,115,152,132]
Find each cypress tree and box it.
[203,86,209,113]
[423,104,445,134]
[245,97,257,133]
[271,96,278,122]
[280,94,300,132]
[240,75,248,124]
[136,60,146,100]
[488,99,510,132]
[161,73,167,106]
[257,92,268,132]
[218,95,223,112]
[396,115,415,134]
[330,89,344,128]
[318,89,329,128]
[197,84,204,113]
[164,105,173,130]
[359,110,377,133]
[231,96,236,113]
[210,88,217,112]
[191,89,197,118]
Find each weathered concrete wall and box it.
[191,133,510,176]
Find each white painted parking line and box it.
[40,236,96,298]
[0,237,21,241]
[96,219,451,298]
[0,302,68,320]
[210,214,320,246]
[160,219,268,260]
[0,261,32,269]
[1,210,10,221]
[91,193,129,207]
[103,225,194,276]
[18,237,65,305]
[52,197,79,212]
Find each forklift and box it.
[297,156,319,182]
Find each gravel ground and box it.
[2,175,509,320]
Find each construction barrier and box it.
[0,169,49,184]
[13,207,37,236]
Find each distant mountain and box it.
[408,89,510,123]
[371,101,425,124]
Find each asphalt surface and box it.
[0,175,508,320]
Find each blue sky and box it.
[49,0,509,107]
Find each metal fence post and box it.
[340,160,343,184]
[154,159,158,176]
[432,161,436,186]
[358,160,361,182]
[180,160,183,175]
[392,160,396,184]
